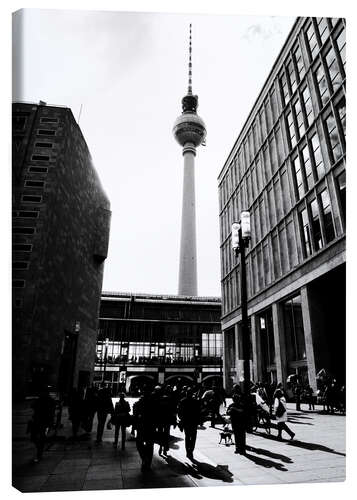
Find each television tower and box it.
[173,24,207,296]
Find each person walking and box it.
[96,385,113,443]
[306,385,315,411]
[112,392,131,450]
[294,383,302,411]
[227,393,247,455]
[82,385,98,433]
[177,388,201,460]
[133,386,157,472]
[68,388,85,439]
[156,386,177,456]
[274,389,295,441]
[29,387,56,463]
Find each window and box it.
[310,198,323,250]
[280,73,289,105]
[265,100,273,132]
[306,23,319,60]
[24,180,45,188]
[287,60,297,94]
[13,244,32,252]
[287,111,296,147]
[13,280,25,288]
[13,227,35,235]
[13,113,29,132]
[21,195,42,203]
[320,189,335,243]
[294,44,305,82]
[283,295,306,362]
[317,17,329,44]
[315,65,329,106]
[270,88,279,122]
[13,261,29,270]
[31,154,50,162]
[302,144,314,190]
[336,171,346,221]
[28,166,48,173]
[37,129,56,136]
[300,208,312,257]
[337,98,346,138]
[13,210,39,219]
[14,298,23,308]
[293,156,304,200]
[325,113,343,162]
[311,133,325,179]
[294,99,305,139]
[34,142,53,148]
[336,29,346,71]
[40,117,59,123]
[302,86,314,127]
[325,46,342,93]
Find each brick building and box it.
[12,102,111,399]
[95,292,222,395]
[218,17,346,392]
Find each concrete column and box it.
[272,302,288,386]
[251,314,262,383]
[158,371,165,385]
[300,286,318,391]
[178,142,197,296]
[222,329,230,390]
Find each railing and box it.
[95,355,222,366]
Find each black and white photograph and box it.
[9,0,349,495]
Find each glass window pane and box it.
[320,189,335,243]
[310,198,323,250]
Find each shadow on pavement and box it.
[191,459,234,483]
[244,452,288,471]
[163,455,202,479]
[285,440,346,456]
[246,445,293,463]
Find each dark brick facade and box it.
[12,102,111,399]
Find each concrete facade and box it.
[12,102,111,399]
[218,17,346,393]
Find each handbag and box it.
[106,420,113,430]
[276,400,286,418]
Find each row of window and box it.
[221,167,345,313]
[219,19,345,212]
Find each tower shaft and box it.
[178,143,197,296]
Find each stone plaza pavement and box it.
[12,399,345,492]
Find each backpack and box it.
[276,400,286,418]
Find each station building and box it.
[12,102,111,399]
[218,17,346,392]
[95,292,222,395]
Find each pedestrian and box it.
[226,393,247,455]
[294,382,302,411]
[274,389,295,441]
[177,387,201,460]
[29,387,56,463]
[133,386,157,472]
[112,392,131,450]
[96,385,114,443]
[306,385,315,411]
[156,386,177,456]
[201,385,223,428]
[82,385,98,433]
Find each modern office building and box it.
[12,102,111,399]
[218,17,346,393]
[94,292,222,395]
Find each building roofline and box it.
[217,16,300,182]
[101,291,221,303]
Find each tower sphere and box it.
[173,112,207,148]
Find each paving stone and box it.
[12,475,48,493]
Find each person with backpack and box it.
[274,389,295,441]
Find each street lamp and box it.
[231,212,251,399]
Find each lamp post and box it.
[231,212,251,398]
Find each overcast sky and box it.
[13,9,296,297]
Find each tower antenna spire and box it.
[188,23,192,95]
